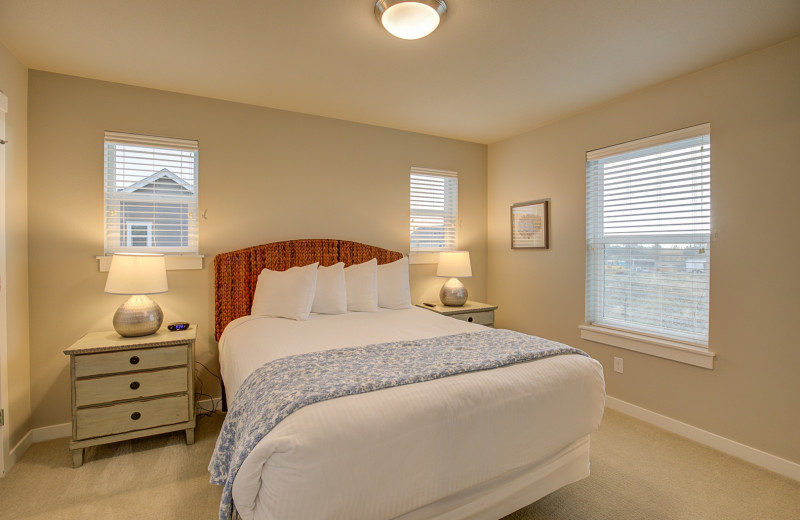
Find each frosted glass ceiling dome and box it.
[375,0,448,40]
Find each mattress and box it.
[217,308,605,520]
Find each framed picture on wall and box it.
[511,199,549,249]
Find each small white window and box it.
[586,124,711,346]
[410,168,458,253]
[104,132,199,255]
[126,221,153,247]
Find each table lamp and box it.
[104,253,168,337]
[437,251,472,306]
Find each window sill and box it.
[578,324,715,369]
[97,255,204,272]
[409,252,440,265]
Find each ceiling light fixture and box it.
[375,0,447,40]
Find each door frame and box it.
[0,90,10,477]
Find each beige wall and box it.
[27,71,487,429]
[488,38,800,464]
[0,41,31,448]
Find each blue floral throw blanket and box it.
[209,328,587,520]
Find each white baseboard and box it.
[7,421,71,473]
[4,422,70,477]
[605,396,800,482]
[8,430,33,470]
[32,422,71,443]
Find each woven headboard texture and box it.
[214,239,404,340]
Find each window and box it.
[409,168,458,253]
[585,124,711,350]
[126,222,153,247]
[104,132,199,255]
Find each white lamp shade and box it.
[104,253,168,295]
[437,251,472,278]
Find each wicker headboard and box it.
[214,239,404,340]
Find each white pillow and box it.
[250,262,319,321]
[344,258,378,312]
[311,262,347,314]
[377,257,412,309]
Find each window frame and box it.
[409,167,458,264]
[581,124,716,369]
[103,131,199,255]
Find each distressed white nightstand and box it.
[63,325,197,467]
[417,300,498,327]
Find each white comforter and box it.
[218,308,605,520]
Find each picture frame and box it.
[511,199,549,249]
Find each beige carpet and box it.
[505,410,800,520]
[0,409,797,519]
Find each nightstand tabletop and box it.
[64,325,198,355]
[417,300,498,316]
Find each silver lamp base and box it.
[113,295,164,337]
[439,277,468,306]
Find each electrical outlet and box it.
[613,357,624,373]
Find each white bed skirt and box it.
[232,436,589,520]
[395,435,591,520]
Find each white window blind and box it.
[586,124,711,345]
[104,131,199,255]
[410,168,458,252]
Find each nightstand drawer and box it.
[75,367,188,407]
[450,311,494,326]
[74,345,188,377]
[75,395,190,440]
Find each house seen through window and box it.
[104,132,199,255]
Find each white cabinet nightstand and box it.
[63,326,197,467]
[417,300,498,327]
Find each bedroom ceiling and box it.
[1,0,798,144]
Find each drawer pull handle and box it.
[468,317,474,322]
[130,381,140,390]
[131,412,141,420]
[129,356,140,365]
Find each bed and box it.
[210,239,605,520]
